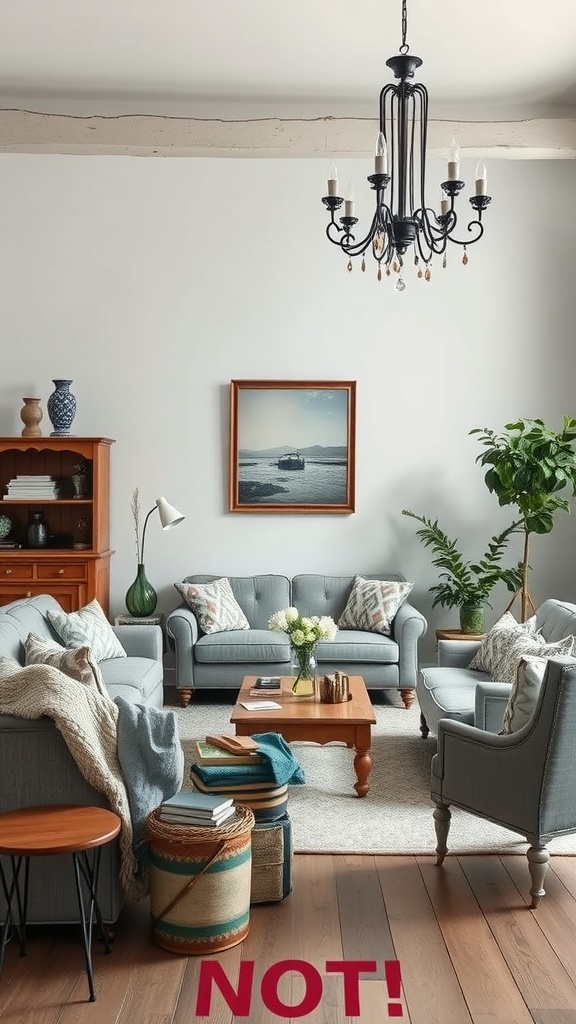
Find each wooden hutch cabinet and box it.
[0,437,114,615]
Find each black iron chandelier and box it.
[322,0,491,288]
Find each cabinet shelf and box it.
[2,499,94,505]
[0,437,115,614]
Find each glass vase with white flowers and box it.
[268,607,338,696]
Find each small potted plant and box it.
[402,510,523,633]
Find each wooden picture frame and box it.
[229,380,356,513]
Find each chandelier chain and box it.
[400,0,409,54]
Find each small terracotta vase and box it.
[20,397,43,437]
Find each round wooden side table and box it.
[435,628,485,642]
[0,804,121,1002]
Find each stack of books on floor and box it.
[158,791,235,828]
[4,475,59,499]
[191,733,289,822]
[190,733,294,905]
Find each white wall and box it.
[0,152,575,665]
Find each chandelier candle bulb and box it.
[447,136,460,180]
[375,132,388,174]
[344,182,355,217]
[475,160,487,196]
[440,195,450,216]
[327,161,339,196]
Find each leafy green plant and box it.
[402,510,523,623]
[471,417,576,620]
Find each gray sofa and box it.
[166,572,427,707]
[0,594,164,924]
[418,598,576,738]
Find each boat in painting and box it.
[277,452,305,470]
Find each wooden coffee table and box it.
[230,675,377,797]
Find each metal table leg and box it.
[71,846,111,1002]
[0,854,29,971]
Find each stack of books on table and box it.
[249,676,282,697]
[158,791,235,827]
[4,475,59,499]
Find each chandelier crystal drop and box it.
[321,0,491,285]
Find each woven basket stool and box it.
[146,804,255,955]
[250,812,293,904]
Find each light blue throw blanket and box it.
[115,697,184,877]
[191,731,305,787]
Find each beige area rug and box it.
[173,693,576,857]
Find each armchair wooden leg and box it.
[527,844,550,909]
[433,802,451,865]
[419,712,430,739]
[178,688,193,708]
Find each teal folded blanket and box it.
[192,732,305,787]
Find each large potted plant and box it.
[402,511,523,633]
[471,416,576,621]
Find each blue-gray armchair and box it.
[430,655,576,907]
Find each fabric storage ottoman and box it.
[250,812,293,905]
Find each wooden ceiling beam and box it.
[0,109,574,159]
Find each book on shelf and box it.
[195,740,263,766]
[159,805,236,827]
[161,791,234,816]
[0,540,20,548]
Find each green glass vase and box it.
[125,563,157,617]
[459,601,485,635]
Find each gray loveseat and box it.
[166,572,427,707]
[0,594,164,924]
[418,598,576,738]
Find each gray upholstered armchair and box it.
[430,655,576,908]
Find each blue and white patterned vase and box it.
[47,379,76,436]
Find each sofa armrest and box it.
[165,607,199,689]
[112,624,163,662]
[474,681,511,733]
[438,639,481,668]
[392,601,428,689]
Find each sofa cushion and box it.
[418,665,491,724]
[500,655,548,734]
[99,655,164,703]
[316,632,399,664]
[175,578,250,634]
[468,611,573,685]
[194,630,291,666]
[47,599,127,661]
[338,576,413,636]
[24,632,106,695]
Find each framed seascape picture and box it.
[229,380,356,513]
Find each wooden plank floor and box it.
[2,854,576,1024]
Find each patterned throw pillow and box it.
[175,578,250,634]
[468,611,573,685]
[47,598,127,661]
[337,576,414,636]
[500,656,548,734]
[24,632,107,695]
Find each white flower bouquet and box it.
[268,607,338,694]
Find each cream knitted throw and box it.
[0,657,142,899]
